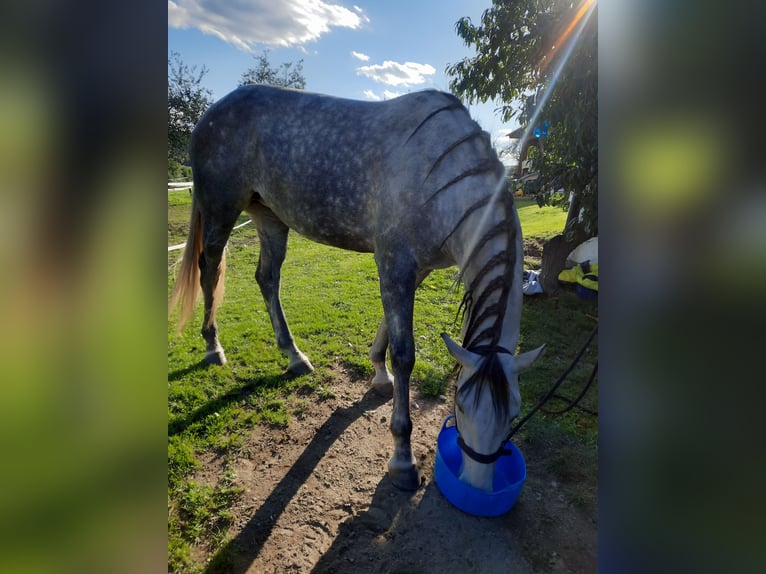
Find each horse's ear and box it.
[516,344,545,372]
[441,333,480,367]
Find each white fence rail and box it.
[168,219,251,252]
[168,181,251,252]
[168,181,193,192]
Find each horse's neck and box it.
[448,193,523,351]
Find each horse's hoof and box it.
[205,349,227,365]
[371,380,393,398]
[286,359,314,378]
[388,461,421,491]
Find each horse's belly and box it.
[290,223,375,253]
[253,190,376,253]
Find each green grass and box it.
[167,190,596,572]
[169,469,242,573]
[515,197,568,240]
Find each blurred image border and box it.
[1,0,764,572]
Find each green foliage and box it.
[168,159,192,181]
[168,52,213,167]
[447,0,598,239]
[240,50,306,90]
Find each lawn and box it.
[167,189,595,572]
[515,197,568,240]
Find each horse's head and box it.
[442,333,544,491]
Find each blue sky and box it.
[168,0,520,164]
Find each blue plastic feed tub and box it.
[433,415,526,517]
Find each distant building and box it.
[506,127,541,194]
[507,126,543,179]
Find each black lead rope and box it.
[506,324,598,440]
[540,359,599,416]
[454,324,598,464]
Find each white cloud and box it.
[168,0,365,51]
[356,60,435,87]
[351,51,370,61]
[362,89,403,101]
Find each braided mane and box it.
[458,188,518,350]
[404,92,520,420]
[454,188,519,419]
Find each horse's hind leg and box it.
[249,205,314,377]
[200,216,239,365]
[370,320,394,397]
[369,269,430,397]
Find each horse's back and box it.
[190,86,494,254]
[192,85,470,189]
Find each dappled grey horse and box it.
[170,85,544,491]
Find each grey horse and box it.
[169,85,544,491]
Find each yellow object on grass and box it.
[558,261,598,291]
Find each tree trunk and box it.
[539,192,591,295]
[540,233,583,294]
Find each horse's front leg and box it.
[377,253,420,490]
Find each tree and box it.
[240,50,306,90]
[168,51,213,174]
[447,0,597,293]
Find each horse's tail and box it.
[168,196,227,332]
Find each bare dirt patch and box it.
[195,364,597,573]
[524,238,545,260]
[524,238,546,270]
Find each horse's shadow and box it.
[203,386,390,574]
[308,474,436,573]
[168,359,208,383]
[310,476,531,574]
[168,369,290,436]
